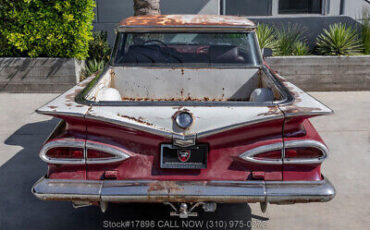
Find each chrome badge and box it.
[177,149,191,162]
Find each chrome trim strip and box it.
[36,110,86,118]
[85,141,130,164]
[239,142,283,165]
[284,140,328,164]
[39,139,85,165]
[32,176,336,204]
[172,134,196,147]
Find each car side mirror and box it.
[262,48,273,58]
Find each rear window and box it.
[113,32,262,67]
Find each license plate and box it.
[160,144,208,169]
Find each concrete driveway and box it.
[0,92,369,230]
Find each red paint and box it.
[84,118,284,181]
[282,119,325,181]
[45,117,87,180]
[48,165,86,180]
[45,114,326,182]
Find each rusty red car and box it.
[32,15,335,218]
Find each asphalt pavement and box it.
[0,92,369,230]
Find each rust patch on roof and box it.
[120,15,255,28]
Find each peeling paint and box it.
[257,106,281,116]
[274,74,333,117]
[36,75,94,117]
[117,113,153,126]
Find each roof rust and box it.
[120,14,255,28]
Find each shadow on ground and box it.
[0,119,268,230]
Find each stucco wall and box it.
[0,58,80,93]
[342,0,370,20]
[266,56,370,91]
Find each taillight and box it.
[87,149,116,159]
[46,147,83,159]
[85,141,130,164]
[285,147,323,159]
[239,143,283,164]
[239,140,328,165]
[253,150,282,160]
[40,139,131,164]
[40,139,85,164]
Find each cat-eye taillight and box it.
[85,141,130,164]
[239,140,328,165]
[40,139,130,164]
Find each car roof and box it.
[118,14,256,32]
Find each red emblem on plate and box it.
[177,150,191,162]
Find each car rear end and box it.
[32,15,335,217]
[32,73,335,216]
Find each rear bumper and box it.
[32,176,335,204]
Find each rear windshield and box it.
[113,32,262,67]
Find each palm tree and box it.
[133,0,160,16]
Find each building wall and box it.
[93,0,368,46]
[342,0,370,19]
[93,0,220,45]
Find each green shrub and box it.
[88,31,111,63]
[273,24,307,56]
[256,24,276,49]
[292,41,310,56]
[80,59,105,81]
[80,31,111,81]
[0,0,95,59]
[361,8,370,54]
[316,23,363,55]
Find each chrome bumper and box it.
[32,176,335,204]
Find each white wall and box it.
[342,0,370,20]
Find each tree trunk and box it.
[133,0,160,16]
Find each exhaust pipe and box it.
[72,201,93,209]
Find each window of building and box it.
[222,0,272,16]
[279,0,323,14]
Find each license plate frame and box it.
[160,144,208,169]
